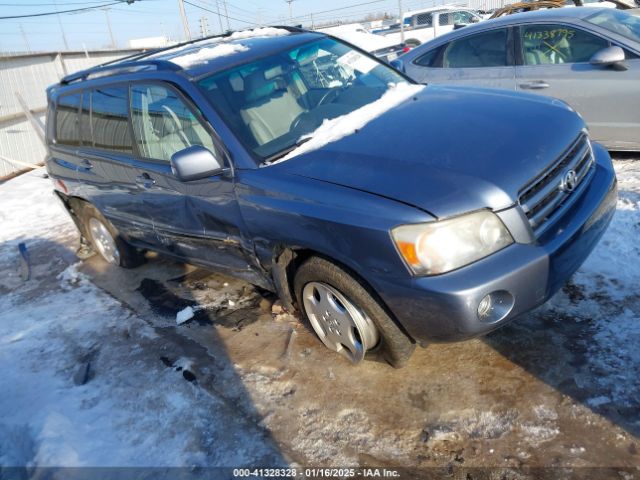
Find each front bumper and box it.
[376,143,617,344]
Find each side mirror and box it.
[170,145,224,182]
[590,46,627,70]
[470,17,481,23]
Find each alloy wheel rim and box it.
[88,217,120,265]
[302,281,379,364]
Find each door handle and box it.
[519,80,550,90]
[80,159,93,170]
[135,173,156,189]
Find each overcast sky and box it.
[0,0,440,53]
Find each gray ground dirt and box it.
[79,255,639,473]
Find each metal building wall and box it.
[0,49,140,179]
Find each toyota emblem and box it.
[561,169,578,193]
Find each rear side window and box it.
[55,93,81,146]
[130,83,216,162]
[442,29,508,68]
[91,86,133,154]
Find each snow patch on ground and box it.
[170,43,249,68]
[427,409,518,445]
[575,165,640,297]
[270,82,424,164]
[0,170,281,468]
[0,170,72,263]
[546,160,640,409]
[520,424,560,447]
[289,407,407,465]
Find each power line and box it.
[0,1,135,20]
[182,0,256,25]
[0,0,118,5]
[270,0,392,24]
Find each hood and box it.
[274,85,586,219]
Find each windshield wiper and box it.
[264,137,312,165]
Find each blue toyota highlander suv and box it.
[45,27,617,367]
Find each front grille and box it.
[519,133,595,236]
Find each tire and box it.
[294,256,415,368]
[405,38,421,47]
[79,203,145,269]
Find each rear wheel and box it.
[294,256,415,368]
[80,204,145,268]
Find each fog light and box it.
[477,291,515,323]
[478,295,493,318]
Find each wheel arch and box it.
[272,246,415,344]
[54,191,92,241]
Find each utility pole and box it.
[222,0,230,31]
[54,0,69,51]
[310,12,314,29]
[103,8,117,49]
[177,0,192,40]
[215,1,224,34]
[398,0,405,43]
[285,0,294,25]
[19,25,31,53]
[198,16,210,38]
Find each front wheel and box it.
[294,256,415,368]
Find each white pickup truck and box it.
[373,6,484,46]
[318,24,408,62]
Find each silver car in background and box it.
[394,8,640,151]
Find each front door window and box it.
[130,84,216,162]
[520,24,609,65]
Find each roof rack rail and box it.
[97,32,230,68]
[93,25,308,70]
[60,59,182,85]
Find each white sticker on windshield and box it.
[337,50,377,74]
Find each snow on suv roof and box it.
[150,27,290,67]
[148,28,324,76]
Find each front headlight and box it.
[391,210,513,276]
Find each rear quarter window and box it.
[55,93,81,146]
[414,47,441,67]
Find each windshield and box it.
[584,9,640,44]
[197,37,408,161]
